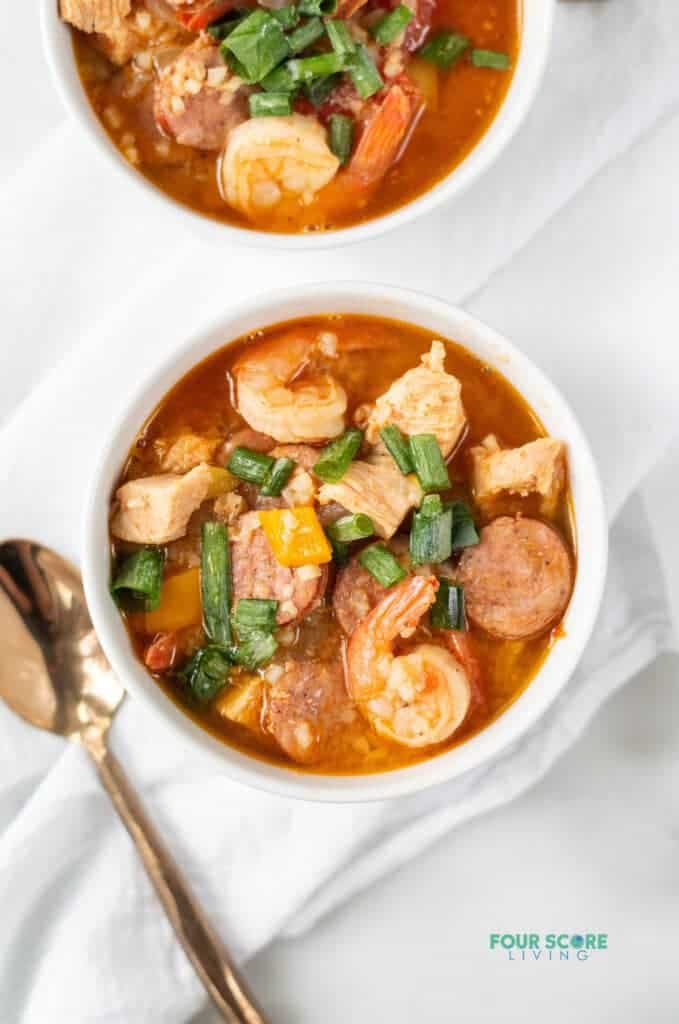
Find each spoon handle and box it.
[84,735,267,1024]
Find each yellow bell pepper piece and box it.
[134,567,202,634]
[408,58,439,112]
[205,466,238,499]
[258,507,332,568]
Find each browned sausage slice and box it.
[265,660,356,764]
[231,512,328,625]
[332,557,389,635]
[457,516,573,640]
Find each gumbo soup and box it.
[108,315,575,774]
[62,0,519,232]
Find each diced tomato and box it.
[144,631,178,673]
[177,0,237,31]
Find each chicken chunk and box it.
[470,435,567,517]
[60,0,131,34]
[363,340,467,457]
[156,433,219,473]
[110,463,214,544]
[318,454,422,539]
[213,491,247,526]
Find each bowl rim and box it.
[81,281,608,803]
[40,0,555,250]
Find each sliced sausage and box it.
[265,659,356,764]
[231,511,328,625]
[218,428,276,463]
[332,557,390,635]
[154,38,248,150]
[457,516,574,640]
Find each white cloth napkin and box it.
[1,1,679,1021]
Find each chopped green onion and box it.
[298,0,337,15]
[379,424,414,474]
[328,114,355,164]
[326,512,374,544]
[232,631,278,669]
[227,445,275,484]
[207,12,246,41]
[261,456,296,496]
[287,16,325,54]
[371,4,412,46]
[347,43,384,99]
[261,63,298,92]
[180,646,231,703]
[419,30,469,69]
[270,4,299,29]
[471,48,510,69]
[420,493,443,518]
[408,434,450,491]
[430,580,465,630]
[328,536,350,565]
[111,548,164,611]
[201,522,232,647]
[358,544,407,587]
[410,501,452,564]
[234,597,278,636]
[450,501,480,549]
[305,72,341,105]
[249,91,293,116]
[313,428,363,483]
[325,19,356,59]
[221,10,290,84]
[288,52,346,82]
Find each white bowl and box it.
[40,0,554,249]
[82,283,607,802]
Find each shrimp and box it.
[347,81,422,189]
[220,115,340,220]
[347,576,472,748]
[232,330,347,443]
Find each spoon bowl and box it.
[0,538,266,1024]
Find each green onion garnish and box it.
[298,0,337,15]
[379,424,414,474]
[287,16,325,54]
[221,10,290,84]
[249,91,293,116]
[207,13,246,41]
[371,4,413,45]
[410,500,452,564]
[326,512,374,544]
[233,597,278,636]
[347,44,384,99]
[232,631,278,669]
[471,48,510,69]
[313,428,363,483]
[408,434,450,492]
[288,52,346,82]
[201,522,232,647]
[328,537,350,565]
[430,580,465,630]
[358,544,407,587]
[305,72,342,106]
[270,4,299,29]
[325,19,356,59]
[227,445,275,485]
[261,456,296,496]
[450,501,480,549]
[419,30,469,69]
[111,548,164,611]
[180,645,231,703]
[328,114,355,165]
[261,63,298,93]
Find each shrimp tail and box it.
[348,82,423,188]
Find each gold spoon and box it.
[0,539,267,1024]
